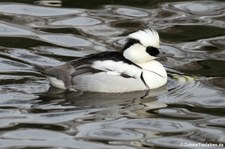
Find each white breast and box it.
[138,60,167,89]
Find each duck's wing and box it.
[36,52,118,77]
[70,51,141,78]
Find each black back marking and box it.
[120,72,135,78]
[69,51,141,68]
[146,46,160,56]
[122,38,141,51]
[140,71,149,88]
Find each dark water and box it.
[0,0,225,148]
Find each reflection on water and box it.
[0,0,225,148]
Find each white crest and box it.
[123,28,160,63]
[128,29,159,48]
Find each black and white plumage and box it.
[36,29,167,93]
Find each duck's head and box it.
[122,29,160,64]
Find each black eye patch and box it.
[122,38,141,51]
[146,46,160,56]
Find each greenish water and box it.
[0,0,225,148]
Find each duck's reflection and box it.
[38,86,168,108]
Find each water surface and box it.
[0,0,225,148]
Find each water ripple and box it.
[51,16,102,26]
[159,79,225,108]
[76,118,195,141]
[39,34,93,47]
[0,3,82,17]
[114,7,149,17]
[1,129,137,149]
[168,1,225,16]
[0,21,35,36]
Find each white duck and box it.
[36,29,167,93]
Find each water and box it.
[0,0,225,148]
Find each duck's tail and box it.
[31,63,51,73]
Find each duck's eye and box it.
[146,46,160,56]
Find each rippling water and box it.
[0,0,225,148]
